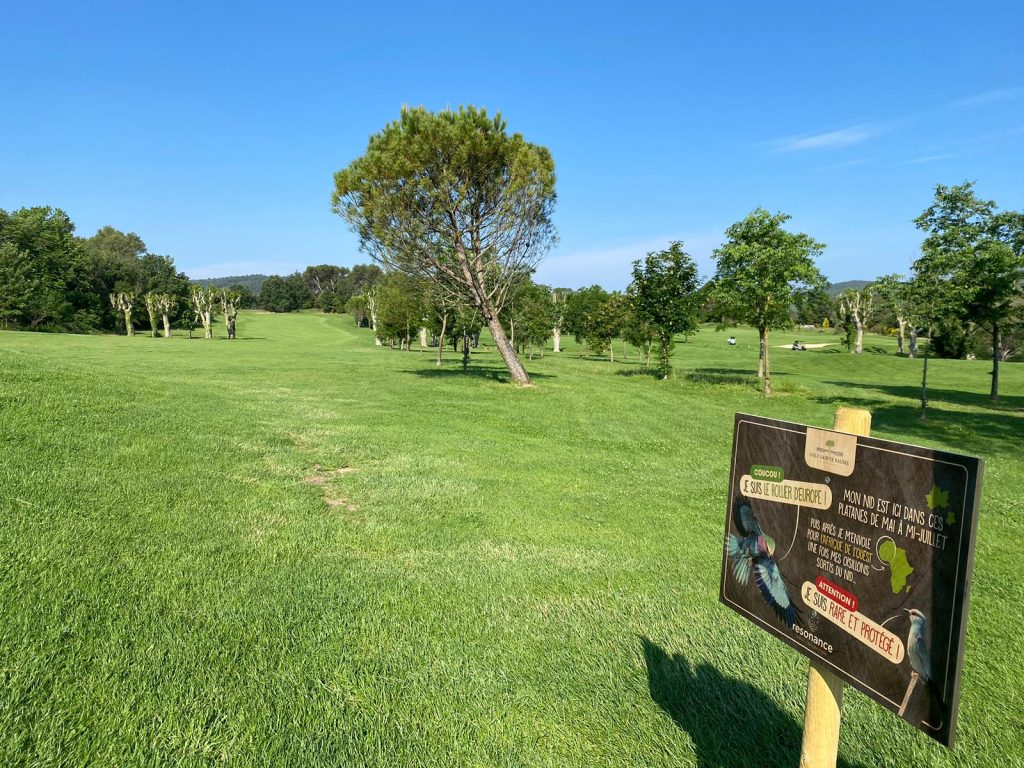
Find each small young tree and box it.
[621,309,656,369]
[628,241,701,377]
[110,291,135,336]
[712,209,825,395]
[563,285,610,357]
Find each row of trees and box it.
[329,107,833,390]
[346,247,700,378]
[0,209,190,333]
[0,207,260,339]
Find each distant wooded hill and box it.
[827,279,871,296]
[192,274,269,293]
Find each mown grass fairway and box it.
[1,314,1022,767]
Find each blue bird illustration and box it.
[727,500,799,628]
[902,608,946,727]
[905,609,934,685]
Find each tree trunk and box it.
[371,308,381,345]
[757,327,765,382]
[147,308,158,337]
[203,311,212,339]
[658,333,672,379]
[162,313,171,338]
[552,327,561,353]
[896,317,906,355]
[437,314,447,366]
[419,326,427,350]
[760,327,771,396]
[123,310,134,337]
[920,335,930,420]
[909,328,918,359]
[854,322,864,354]
[485,314,531,385]
[609,342,614,364]
[991,322,1000,402]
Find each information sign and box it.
[719,413,983,746]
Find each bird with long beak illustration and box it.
[905,609,934,686]
[898,608,945,726]
[726,499,799,628]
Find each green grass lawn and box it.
[1,313,1022,767]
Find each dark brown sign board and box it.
[719,413,983,747]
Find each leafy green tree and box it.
[621,307,656,368]
[332,106,557,386]
[0,207,97,330]
[712,209,826,395]
[504,281,555,359]
[259,273,311,312]
[628,241,701,377]
[563,285,609,356]
[794,283,833,327]
[375,273,428,350]
[304,265,353,312]
[914,181,1024,400]
[227,284,256,308]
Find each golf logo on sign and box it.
[719,414,983,747]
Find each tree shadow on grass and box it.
[405,366,554,384]
[679,367,791,387]
[642,638,865,768]
[822,381,1024,412]
[811,390,1024,457]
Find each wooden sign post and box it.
[799,408,870,768]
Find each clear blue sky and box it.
[2,1,1022,289]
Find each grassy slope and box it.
[0,315,1021,768]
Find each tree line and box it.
[1,207,262,340]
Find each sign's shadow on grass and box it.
[642,638,865,768]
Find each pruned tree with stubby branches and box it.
[190,286,216,339]
[154,293,175,337]
[332,106,557,386]
[110,291,135,336]
[838,287,874,354]
[220,288,241,339]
